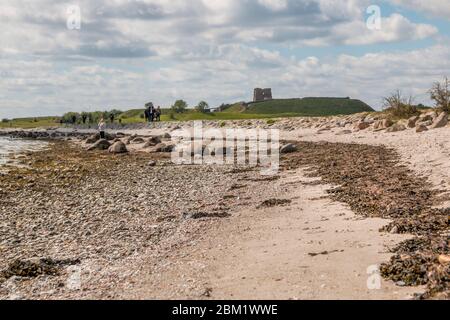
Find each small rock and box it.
[280,143,298,154]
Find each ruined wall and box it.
[253,88,273,102]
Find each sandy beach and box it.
[0,114,449,300]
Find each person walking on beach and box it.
[149,105,154,123]
[98,117,106,139]
[109,113,115,124]
[156,106,161,122]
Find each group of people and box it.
[144,103,162,122]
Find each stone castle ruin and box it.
[253,88,273,102]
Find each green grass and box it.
[2,97,375,129]
[243,98,374,116]
[0,117,61,129]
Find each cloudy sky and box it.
[0,0,449,118]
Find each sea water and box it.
[0,136,48,167]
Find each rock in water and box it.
[280,143,298,154]
[87,139,111,151]
[430,112,448,129]
[108,141,128,154]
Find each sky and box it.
[0,0,449,119]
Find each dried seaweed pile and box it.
[283,141,449,299]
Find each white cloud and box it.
[389,0,450,19]
[0,0,447,118]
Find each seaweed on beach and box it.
[282,141,450,299]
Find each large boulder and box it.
[386,123,406,133]
[430,112,448,129]
[108,141,128,154]
[87,139,111,151]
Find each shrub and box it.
[382,90,418,119]
[430,76,450,112]
[171,100,188,113]
[266,119,276,126]
[195,101,209,113]
[1,118,9,123]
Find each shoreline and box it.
[0,115,449,300]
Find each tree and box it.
[195,101,209,113]
[430,76,450,112]
[171,100,188,113]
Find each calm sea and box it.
[0,136,48,167]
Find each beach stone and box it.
[355,121,370,130]
[131,137,145,144]
[419,114,434,122]
[280,143,298,154]
[407,116,420,128]
[386,123,406,133]
[374,119,393,131]
[430,112,448,129]
[416,124,429,133]
[87,139,111,151]
[438,255,450,265]
[148,160,157,167]
[336,130,352,136]
[382,119,394,128]
[108,141,128,154]
[155,143,175,153]
[145,136,162,147]
[86,134,100,144]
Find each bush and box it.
[1,118,9,123]
[382,90,418,119]
[171,100,188,114]
[266,119,276,126]
[195,101,209,113]
[430,76,450,112]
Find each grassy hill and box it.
[241,98,374,116]
[1,97,374,128]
